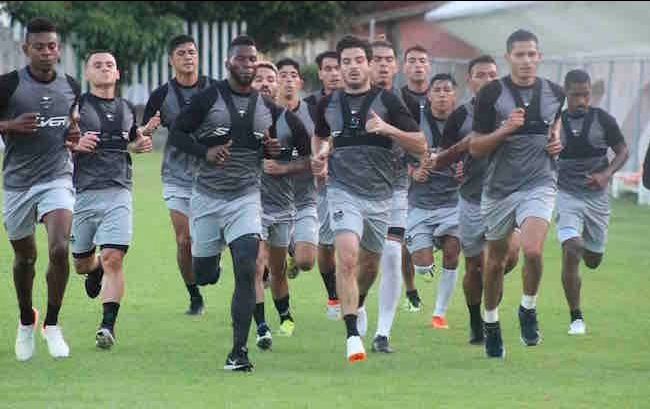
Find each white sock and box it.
[521,294,537,310]
[433,268,458,316]
[357,305,367,337]
[376,240,402,338]
[485,308,499,323]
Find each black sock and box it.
[186,284,201,299]
[254,302,266,326]
[321,268,337,300]
[344,314,359,338]
[570,309,583,322]
[468,303,482,324]
[44,303,61,326]
[20,306,35,326]
[358,293,367,309]
[101,302,120,331]
[406,289,420,302]
[274,295,292,323]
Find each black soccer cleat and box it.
[85,268,103,299]
[518,305,542,346]
[224,347,254,372]
[371,335,394,353]
[484,322,505,359]
[469,319,485,345]
[185,296,205,316]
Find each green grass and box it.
[1,152,649,409]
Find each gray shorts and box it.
[190,190,262,257]
[555,190,609,253]
[406,205,460,253]
[163,183,192,217]
[71,187,132,256]
[482,185,556,241]
[327,187,390,254]
[317,188,334,246]
[2,178,75,241]
[389,188,408,229]
[459,197,486,258]
[294,206,318,245]
[262,211,293,248]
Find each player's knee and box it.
[584,252,603,269]
[297,257,315,272]
[15,254,37,270]
[563,238,584,261]
[100,249,124,273]
[48,242,69,263]
[522,243,543,262]
[230,234,260,272]
[442,251,459,269]
[193,255,218,278]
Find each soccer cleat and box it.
[469,320,485,345]
[41,325,70,359]
[15,308,39,362]
[431,315,449,329]
[185,296,205,316]
[224,347,254,372]
[256,324,273,351]
[286,256,300,279]
[404,297,422,313]
[326,299,341,320]
[346,336,366,362]
[518,306,542,346]
[277,319,295,337]
[357,306,367,337]
[85,263,103,299]
[95,327,116,350]
[484,322,505,359]
[371,335,393,353]
[568,319,587,335]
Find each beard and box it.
[230,68,254,87]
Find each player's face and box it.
[227,45,258,86]
[467,62,498,95]
[371,46,397,89]
[567,82,591,115]
[170,42,198,76]
[428,80,456,114]
[278,65,303,100]
[318,57,341,94]
[85,53,119,87]
[24,32,60,71]
[404,50,431,84]
[506,41,541,82]
[340,47,371,90]
[252,67,279,100]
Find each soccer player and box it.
[436,56,521,344]
[407,73,460,330]
[311,35,426,362]
[250,61,310,349]
[368,38,406,353]
[0,17,81,361]
[556,69,628,335]
[469,29,565,358]
[170,35,281,372]
[71,50,153,349]
[400,44,432,312]
[142,35,217,316]
[304,50,343,319]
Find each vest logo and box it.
[106,113,115,122]
[211,127,230,137]
[39,96,53,111]
[37,116,68,128]
[333,210,344,221]
[253,131,265,140]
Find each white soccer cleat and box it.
[326,300,341,320]
[357,306,367,338]
[15,308,39,362]
[568,319,586,335]
[41,325,70,358]
[346,335,366,362]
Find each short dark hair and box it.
[564,69,591,89]
[336,35,372,63]
[84,49,116,64]
[276,58,302,78]
[25,17,57,41]
[506,29,538,53]
[404,45,428,60]
[229,35,256,55]
[371,39,394,50]
[315,51,338,69]
[468,55,496,74]
[428,73,457,89]
[168,35,196,56]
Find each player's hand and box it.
[412,165,429,182]
[501,108,525,134]
[75,132,100,153]
[141,111,161,136]
[311,153,328,179]
[206,140,232,166]
[586,171,610,190]
[263,159,288,176]
[263,130,281,157]
[454,161,464,183]
[365,110,390,136]
[131,131,153,154]
[545,137,563,156]
[8,112,39,133]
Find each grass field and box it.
[1,152,649,409]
